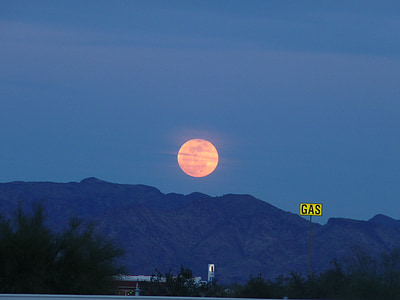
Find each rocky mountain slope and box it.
[1,177,399,283]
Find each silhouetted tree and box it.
[318,259,348,299]
[0,203,57,293]
[233,274,273,298]
[0,203,124,294]
[381,248,400,298]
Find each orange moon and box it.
[177,139,219,177]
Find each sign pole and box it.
[308,215,312,277]
[300,203,322,278]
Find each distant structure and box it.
[114,275,162,296]
[208,264,215,283]
[115,273,203,295]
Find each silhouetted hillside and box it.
[1,178,399,283]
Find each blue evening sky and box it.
[1,1,399,224]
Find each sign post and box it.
[300,203,323,276]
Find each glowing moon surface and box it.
[177,139,219,177]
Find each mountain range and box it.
[1,177,399,284]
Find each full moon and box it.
[177,139,219,177]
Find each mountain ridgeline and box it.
[1,177,399,284]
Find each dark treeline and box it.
[231,249,400,300]
[141,248,400,299]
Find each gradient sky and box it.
[1,1,399,224]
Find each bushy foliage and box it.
[0,203,124,294]
[139,266,227,297]
[229,248,400,299]
[232,274,273,298]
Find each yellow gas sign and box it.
[300,203,322,216]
